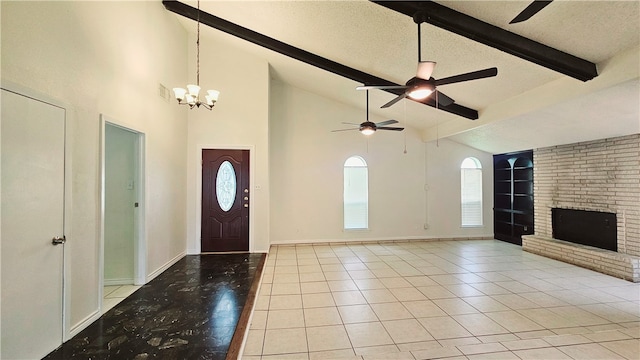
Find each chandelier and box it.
[172,0,220,110]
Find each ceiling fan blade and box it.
[342,122,361,125]
[377,127,404,131]
[434,90,455,107]
[435,67,498,86]
[381,93,407,108]
[331,128,358,132]
[376,119,398,127]
[357,85,408,90]
[510,0,553,24]
[416,61,436,80]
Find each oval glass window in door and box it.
[216,160,236,211]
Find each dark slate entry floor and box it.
[44,253,265,360]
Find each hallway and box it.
[44,253,265,359]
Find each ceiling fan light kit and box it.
[359,121,377,136]
[173,0,220,110]
[331,90,405,136]
[356,12,498,115]
[406,78,434,100]
[408,89,432,100]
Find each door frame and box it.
[196,145,255,253]
[99,115,147,310]
[1,80,71,345]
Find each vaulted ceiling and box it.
[167,0,639,154]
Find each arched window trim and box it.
[344,156,367,167]
[461,157,483,227]
[461,157,482,169]
[344,156,369,230]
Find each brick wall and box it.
[533,134,640,256]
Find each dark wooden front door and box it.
[201,149,250,252]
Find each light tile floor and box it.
[242,240,640,360]
[103,284,142,313]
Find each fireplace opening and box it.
[552,208,617,252]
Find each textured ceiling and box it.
[175,0,639,153]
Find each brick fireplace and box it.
[522,134,640,281]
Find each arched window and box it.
[461,157,483,227]
[344,156,368,230]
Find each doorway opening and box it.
[100,118,146,312]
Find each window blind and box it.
[461,167,483,227]
[344,159,368,230]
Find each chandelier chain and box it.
[170,0,219,110]
[196,0,200,87]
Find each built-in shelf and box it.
[493,150,534,245]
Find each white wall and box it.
[1,1,188,335]
[269,80,494,243]
[185,33,271,253]
[425,138,494,238]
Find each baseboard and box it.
[103,278,134,286]
[68,309,101,339]
[270,235,495,246]
[146,251,186,283]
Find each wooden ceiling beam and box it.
[372,1,598,82]
[162,0,479,119]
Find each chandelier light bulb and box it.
[207,90,220,102]
[187,84,201,98]
[173,88,187,102]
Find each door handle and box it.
[52,236,66,245]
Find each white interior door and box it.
[1,89,66,359]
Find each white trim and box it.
[68,309,101,339]
[98,117,106,314]
[99,115,148,315]
[103,278,135,286]
[270,235,495,245]
[134,133,147,285]
[194,145,256,254]
[0,79,68,109]
[147,252,186,282]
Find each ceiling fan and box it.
[331,90,404,135]
[357,18,498,110]
[510,0,553,24]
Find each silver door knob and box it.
[52,236,66,245]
